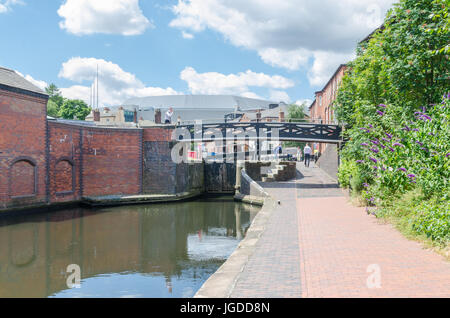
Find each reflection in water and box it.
[0,197,259,298]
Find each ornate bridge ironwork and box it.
[174,122,343,144]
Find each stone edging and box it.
[194,195,277,298]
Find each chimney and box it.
[256,111,261,122]
[279,110,285,122]
[133,109,138,124]
[93,109,100,122]
[155,109,162,124]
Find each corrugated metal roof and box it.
[123,95,275,111]
[0,66,46,95]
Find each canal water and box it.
[0,197,260,298]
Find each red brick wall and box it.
[310,65,347,154]
[0,88,48,209]
[1,99,181,211]
[48,121,82,203]
[81,127,142,197]
[48,122,142,199]
[143,127,173,142]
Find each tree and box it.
[284,103,307,148]
[45,83,65,117]
[286,103,307,123]
[47,99,60,118]
[59,99,91,121]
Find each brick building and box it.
[0,67,49,209]
[309,64,347,154]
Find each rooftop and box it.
[123,95,277,111]
[0,66,47,98]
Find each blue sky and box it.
[0,0,396,106]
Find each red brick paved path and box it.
[230,163,450,298]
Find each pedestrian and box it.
[296,147,301,162]
[304,144,312,167]
[165,107,174,124]
[314,149,319,163]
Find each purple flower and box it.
[360,143,368,147]
[363,183,369,188]
[370,148,379,154]
[415,141,423,146]
[393,143,404,147]
[407,174,416,179]
[381,167,386,171]
[373,166,378,170]
[359,128,370,133]
[379,143,386,149]
[389,147,395,152]
[385,133,392,139]
[446,153,450,158]
[370,140,380,145]
[419,114,432,121]
[376,110,385,116]
[398,167,407,172]
[378,104,387,108]
[402,126,411,132]
[370,157,378,163]
[368,124,373,128]
[382,138,389,142]
[421,147,429,152]
[356,160,365,164]
[413,128,419,132]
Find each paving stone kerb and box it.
[195,196,278,298]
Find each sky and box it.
[0,0,397,107]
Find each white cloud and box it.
[240,91,263,100]
[307,51,355,86]
[0,0,23,13]
[259,48,310,71]
[15,71,48,91]
[269,90,290,103]
[58,0,152,36]
[295,99,312,107]
[180,66,294,96]
[182,31,194,39]
[58,57,180,105]
[169,0,395,86]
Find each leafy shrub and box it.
[411,200,450,243]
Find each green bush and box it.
[411,200,450,243]
[334,0,449,244]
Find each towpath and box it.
[230,163,450,298]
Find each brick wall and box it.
[310,65,346,154]
[0,88,48,209]
[81,127,142,197]
[48,122,82,203]
[47,122,142,200]
[142,127,204,195]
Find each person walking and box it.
[296,147,301,162]
[314,149,319,163]
[165,107,174,124]
[304,144,312,167]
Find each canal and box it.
[0,197,260,298]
